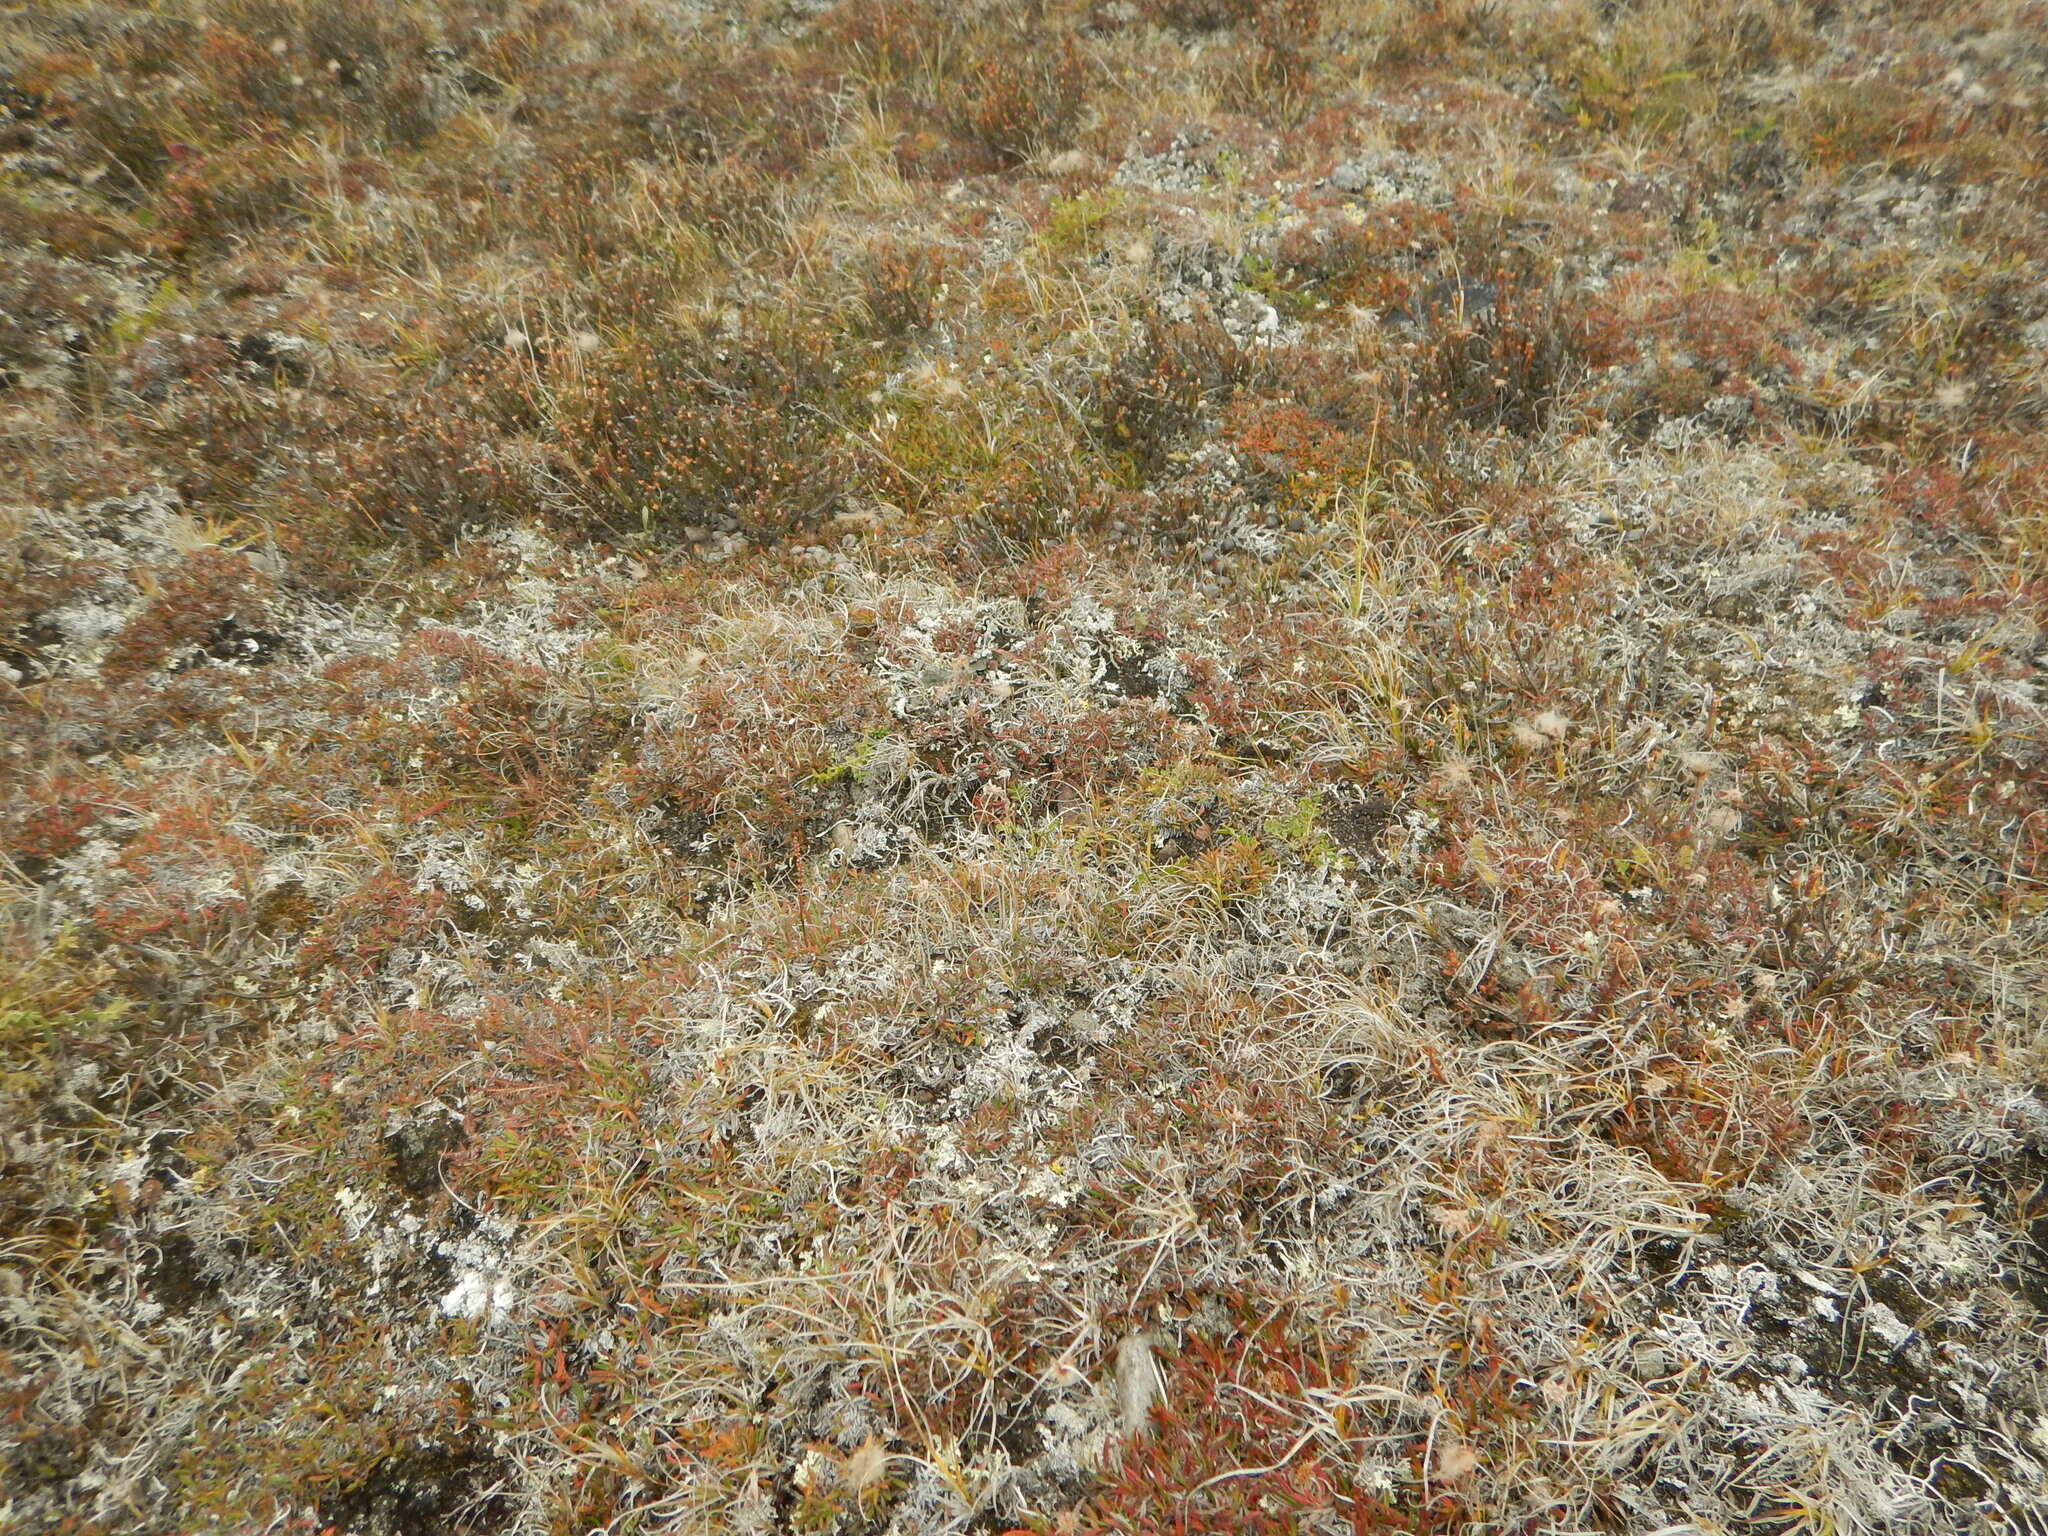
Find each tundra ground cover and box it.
[4,1,2048,1532]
